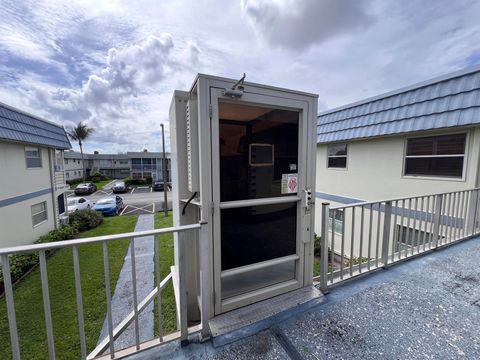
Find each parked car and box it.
[92,196,124,216]
[67,197,91,212]
[112,181,129,193]
[153,180,165,191]
[74,183,97,195]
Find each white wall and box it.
[314,127,480,259]
[0,142,51,199]
[0,194,56,247]
[0,142,60,247]
[316,127,479,204]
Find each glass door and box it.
[211,88,310,314]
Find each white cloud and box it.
[1,0,480,153]
[241,0,374,50]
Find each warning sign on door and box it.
[281,173,298,194]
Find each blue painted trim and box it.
[316,191,464,228]
[315,192,364,205]
[0,188,52,208]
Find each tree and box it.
[67,122,94,182]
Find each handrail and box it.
[319,188,480,292]
[330,187,480,210]
[0,223,202,256]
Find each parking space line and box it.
[119,205,128,216]
[119,203,155,216]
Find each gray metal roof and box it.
[0,102,71,149]
[317,65,480,144]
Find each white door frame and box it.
[210,87,311,314]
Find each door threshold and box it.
[209,286,323,348]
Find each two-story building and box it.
[64,150,171,182]
[64,151,84,181]
[315,65,480,256]
[0,103,71,247]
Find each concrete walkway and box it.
[97,214,156,352]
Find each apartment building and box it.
[63,150,171,181]
[315,65,480,256]
[0,102,71,247]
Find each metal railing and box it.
[0,222,208,360]
[317,188,480,291]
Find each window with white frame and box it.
[25,146,42,168]
[328,209,344,234]
[327,144,347,168]
[31,201,47,226]
[404,133,466,178]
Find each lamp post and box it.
[160,123,168,217]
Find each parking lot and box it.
[67,184,172,216]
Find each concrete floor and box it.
[124,235,480,359]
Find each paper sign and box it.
[281,173,298,194]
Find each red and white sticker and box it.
[282,173,298,194]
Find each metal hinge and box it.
[209,104,212,119]
[211,203,215,215]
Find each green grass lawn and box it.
[0,215,138,360]
[153,212,177,335]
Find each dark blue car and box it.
[92,196,124,216]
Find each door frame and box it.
[210,87,311,314]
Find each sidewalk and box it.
[97,214,156,353]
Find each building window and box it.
[405,133,466,178]
[25,146,42,168]
[395,225,437,252]
[327,144,347,168]
[328,209,344,234]
[32,201,47,226]
[66,172,70,179]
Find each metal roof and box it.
[317,65,480,144]
[0,102,71,149]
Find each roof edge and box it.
[318,64,480,117]
[0,101,66,130]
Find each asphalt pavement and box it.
[67,185,172,214]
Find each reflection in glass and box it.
[221,203,297,271]
[219,102,299,202]
[221,260,296,299]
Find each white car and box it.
[67,197,91,212]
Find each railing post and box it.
[432,194,443,248]
[320,203,330,293]
[467,190,479,236]
[0,255,21,360]
[177,231,189,346]
[382,201,392,268]
[198,220,211,341]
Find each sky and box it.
[1,0,480,153]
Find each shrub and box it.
[69,209,103,232]
[36,224,78,244]
[87,172,110,182]
[0,224,80,291]
[124,176,148,186]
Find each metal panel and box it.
[0,103,71,149]
[317,67,480,144]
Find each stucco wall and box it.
[0,192,55,247]
[0,142,52,199]
[314,127,480,253]
[0,142,58,247]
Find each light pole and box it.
[160,123,168,217]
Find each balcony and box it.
[54,170,69,191]
[1,188,480,359]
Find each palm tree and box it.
[67,122,94,182]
